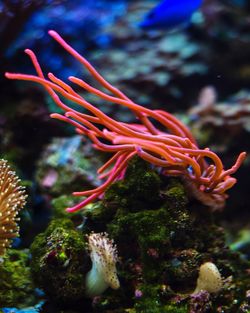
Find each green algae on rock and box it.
[104,157,162,213]
[51,194,84,219]
[83,157,250,312]
[30,218,91,306]
[22,157,250,312]
[0,249,34,308]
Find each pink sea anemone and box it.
[5,30,246,212]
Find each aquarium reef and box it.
[0,0,250,312]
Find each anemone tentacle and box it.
[5,31,246,211]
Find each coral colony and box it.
[5,31,246,213]
[0,159,27,256]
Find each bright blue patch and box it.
[11,237,21,248]
[2,301,44,313]
[140,0,203,30]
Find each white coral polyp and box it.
[193,262,223,294]
[85,232,120,297]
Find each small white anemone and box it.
[85,232,120,297]
[193,262,223,294]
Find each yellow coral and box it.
[0,159,27,256]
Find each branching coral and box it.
[0,159,27,256]
[5,30,246,212]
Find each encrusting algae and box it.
[0,159,27,256]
